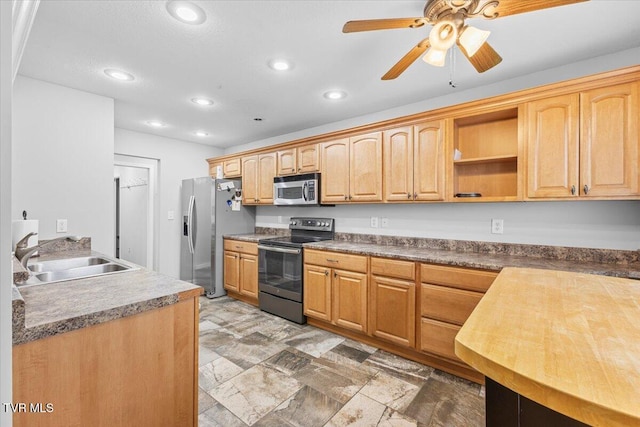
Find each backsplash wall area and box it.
[256,201,640,251]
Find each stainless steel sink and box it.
[19,256,136,287]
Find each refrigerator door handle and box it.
[187,195,195,254]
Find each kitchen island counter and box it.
[12,249,202,345]
[455,267,640,427]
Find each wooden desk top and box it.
[455,267,640,427]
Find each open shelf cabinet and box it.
[452,107,521,201]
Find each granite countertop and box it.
[224,233,278,243]
[12,249,202,345]
[302,240,640,279]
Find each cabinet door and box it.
[383,127,414,202]
[257,153,277,204]
[239,253,258,298]
[370,275,415,347]
[277,149,297,176]
[350,133,383,202]
[526,94,580,198]
[332,269,368,333]
[321,139,350,202]
[303,264,332,321]
[241,155,258,204]
[223,158,242,178]
[297,144,320,173]
[413,121,445,201]
[223,251,239,292]
[580,82,639,197]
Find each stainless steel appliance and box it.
[273,173,321,206]
[181,177,255,298]
[258,217,335,324]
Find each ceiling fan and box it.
[343,0,588,80]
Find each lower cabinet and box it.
[419,264,497,366]
[223,239,258,304]
[369,257,416,348]
[301,249,499,384]
[303,249,368,333]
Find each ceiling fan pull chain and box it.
[449,48,457,88]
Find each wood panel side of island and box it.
[13,297,199,427]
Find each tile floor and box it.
[198,296,485,427]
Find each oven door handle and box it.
[258,245,301,255]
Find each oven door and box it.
[258,245,303,302]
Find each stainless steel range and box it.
[257,217,335,324]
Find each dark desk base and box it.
[486,378,589,427]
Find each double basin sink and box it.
[19,255,136,287]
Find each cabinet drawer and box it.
[223,239,258,255]
[304,249,367,273]
[420,264,497,292]
[421,284,483,325]
[371,257,415,280]
[420,318,463,363]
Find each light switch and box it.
[168,210,175,220]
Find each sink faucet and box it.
[14,232,82,268]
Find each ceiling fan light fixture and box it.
[422,48,447,67]
[459,25,490,57]
[429,20,458,51]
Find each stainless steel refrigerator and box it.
[180,177,255,298]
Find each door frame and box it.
[114,154,159,270]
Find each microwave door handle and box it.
[302,182,308,201]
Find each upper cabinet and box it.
[527,82,639,199]
[223,158,242,178]
[452,108,522,201]
[383,121,446,202]
[321,133,383,203]
[276,143,320,176]
[242,153,276,205]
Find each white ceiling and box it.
[18,0,640,149]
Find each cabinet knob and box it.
[407,193,411,199]
[413,193,417,200]
[349,195,352,200]
[334,272,337,278]
[571,185,576,196]
[583,184,590,195]
[344,196,347,200]
[325,270,329,276]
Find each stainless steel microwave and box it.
[273,173,320,206]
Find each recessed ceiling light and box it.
[323,90,347,100]
[191,97,214,106]
[104,68,135,81]
[268,59,292,71]
[166,1,206,25]
[146,120,166,128]
[194,131,209,137]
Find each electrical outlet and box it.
[56,219,68,233]
[491,219,504,234]
[370,216,379,228]
[381,217,389,228]
[167,210,175,220]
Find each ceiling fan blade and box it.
[382,38,431,80]
[343,17,427,33]
[458,41,502,73]
[481,0,588,18]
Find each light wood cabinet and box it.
[303,249,368,333]
[384,121,446,202]
[224,239,259,303]
[277,144,320,176]
[369,257,416,347]
[223,158,242,178]
[527,82,639,199]
[419,263,497,365]
[242,153,276,205]
[453,108,521,201]
[321,133,382,203]
[13,297,199,427]
[321,138,350,202]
